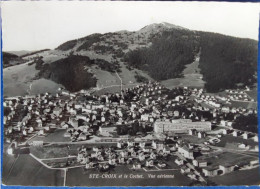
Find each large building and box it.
[154,119,211,133]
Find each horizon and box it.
[4,22,259,53]
[2,1,260,51]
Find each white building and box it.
[154,119,211,133]
[178,145,194,159]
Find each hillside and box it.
[198,32,257,92]
[123,30,257,92]
[3,22,258,96]
[2,52,26,68]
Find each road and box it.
[6,154,20,182]
[90,83,138,95]
[115,71,123,91]
[29,153,85,186]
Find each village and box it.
[3,81,259,185]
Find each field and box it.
[230,101,257,109]
[209,167,260,186]
[30,145,70,159]
[215,135,258,149]
[180,134,207,144]
[203,152,256,167]
[3,61,62,97]
[94,84,139,95]
[27,129,71,143]
[162,56,205,89]
[2,153,63,186]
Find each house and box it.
[163,146,171,154]
[38,129,45,136]
[150,152,157,159]
[232,130,239,137]
[202,167,219,177]
[178,145,194,159]
[238,143,250,149]
[138,153,146,161]
[117,141,123,149]
[152,140,164,150]
[198,132,206,138]
[253,135,258,142]
[86,162,95,169]
[219,164,235,174]
[69,117,78,128]
[180,166,191,174]
[242,132,249,139]
[188,129,197,136]
[250,159,259,166]
[53,107,62,117]
[127,141,135,147]
[143,146,152,153]
[120,151,128,158]
[141,114,149,121]
[187,173,197,180]
[193,159,208,167]
[75,104,83,109]
[222,129,231,135]
[227,121,233,127]
[133,162,142,169]
[78,133,88,141]
[118,157,125,164]
[109,158,117,166]
[220,120,227,127]
[145,159,154,167]
[22,130,27,136]
[158,162,167,168]
[99,126,116,135]
[139,142,146,149]
[93,147,100,152]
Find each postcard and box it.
[1,1,260,187]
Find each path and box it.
[29,153,85,186]
[6,154,20,182]
[115,71,123,91]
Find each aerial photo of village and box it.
[2,80,259,186]
[1,1,260,187]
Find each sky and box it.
[1,1,260,51]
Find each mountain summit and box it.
[139,22,187,33]
[3,22,258,97]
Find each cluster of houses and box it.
[175,141,259,179]
[201,159,259,177]
[3,81,259,183]
[76,137,215,182]
[225,89,254,102]
[3,92,72,143]
[77,139,175,171]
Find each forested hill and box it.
[124,29,200,80]
[3,52,18,64]
[198,32,257,92]
[2,52,26,68]
[123,28,258,92]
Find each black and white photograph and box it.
[1,1,260,187]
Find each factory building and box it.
[154,119,211,133]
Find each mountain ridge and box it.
[3,22,258,97]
